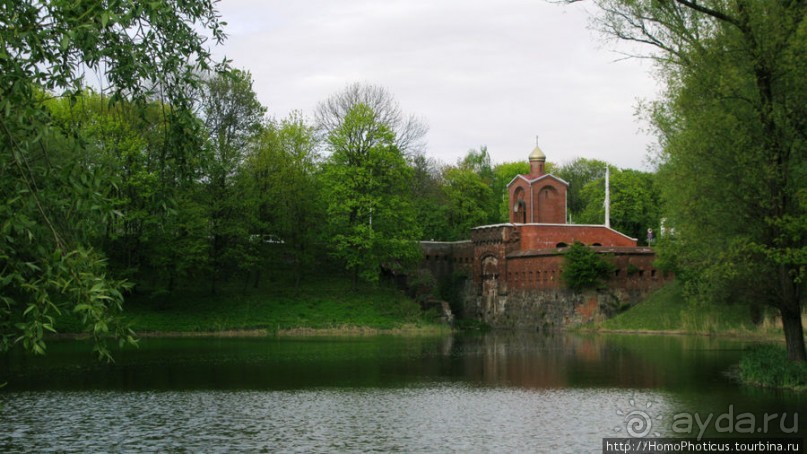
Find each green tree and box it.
[459,146,494,183]
[315,82,427,157]
[555,158,609,222]
[442,167,495,240]
[44,92,209,293]
[562,242,615,292]
[411,153,452,241]
[581,0,806,360]
[577,168,662,242]
[451,147,501,227]
[244,111,321,288]
[0,0,226,357]
[321,104,421,287]
[198,69,266,294]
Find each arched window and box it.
[512,187,527,224]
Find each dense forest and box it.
[19,78,664,295]
[3,0,802,361]
[3,70,660,356]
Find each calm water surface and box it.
[1,332,803,453]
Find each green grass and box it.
[600,281,687,331]
[56,276,445,335]
[600,281,759,335]
[738,345,807,391]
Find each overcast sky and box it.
[211,0,661,170]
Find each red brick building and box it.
[420,143,670,328]
[505,142,636,248]
[507,143,568,224]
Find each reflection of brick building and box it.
[420,143,670,329]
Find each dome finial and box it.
[529,137,546,162]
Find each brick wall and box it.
[532,182,566,223]
[419,240,473,283]
[418,224,672,329]
[516,224,637,250]
[507,175,567,224]
[503,247,664,291]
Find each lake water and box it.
[1,332,803,453]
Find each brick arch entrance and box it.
[480,254,499,319]
[512,188,526,224]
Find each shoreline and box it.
[579,326,785,342]
[49,324,452,340]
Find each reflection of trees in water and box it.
[455,332,746,390]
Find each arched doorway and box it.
[512,187,526,224]
[480,255,499,319]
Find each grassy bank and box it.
[737,345,807,392]
[599,281,778,337]
[596,281,806,391]
[56,277,447,336]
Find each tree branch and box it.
[674,0,745,31]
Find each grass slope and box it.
[58,277,444,335]
[600,281,761,335]
[600,281,806,391]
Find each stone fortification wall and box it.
[418,225,672,330]
[505,247,661,291]
[465,244,669,329]
[464,286,658,331]
[419,240,473,283]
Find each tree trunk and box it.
[780,304,806,362]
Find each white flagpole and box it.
[604,166,610,228]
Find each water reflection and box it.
[0,331,756,392]
[0,332,803,452]
[455,332,752,391]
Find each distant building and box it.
[507,142,568,224]
[420,142,670,329]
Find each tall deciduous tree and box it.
[555,158,609,222]
[198,69,266,294]
[442,167,495,240]
[244,111,321,288]
[0,0,226,357]
[411,153,452,241]
[315,82,428,157]
[321,104,421,287]
[577,168,662,242]
[580,0,806,360]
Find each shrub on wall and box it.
[562,242,615,291]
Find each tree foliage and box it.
[442,167,495,240]
[0,0,227,358]
[583,0,806,360]
[315,82,427,157]
[198,69,266,294]
[244,111,321,287]
[555,158,609,221]
[577,168,662,242]
[321,103,421,286]
[410,153,452,241]
[562,242,615,292]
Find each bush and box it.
[738,345,807,391]
[562,242,615,292]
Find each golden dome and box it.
[529,144,546,161]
